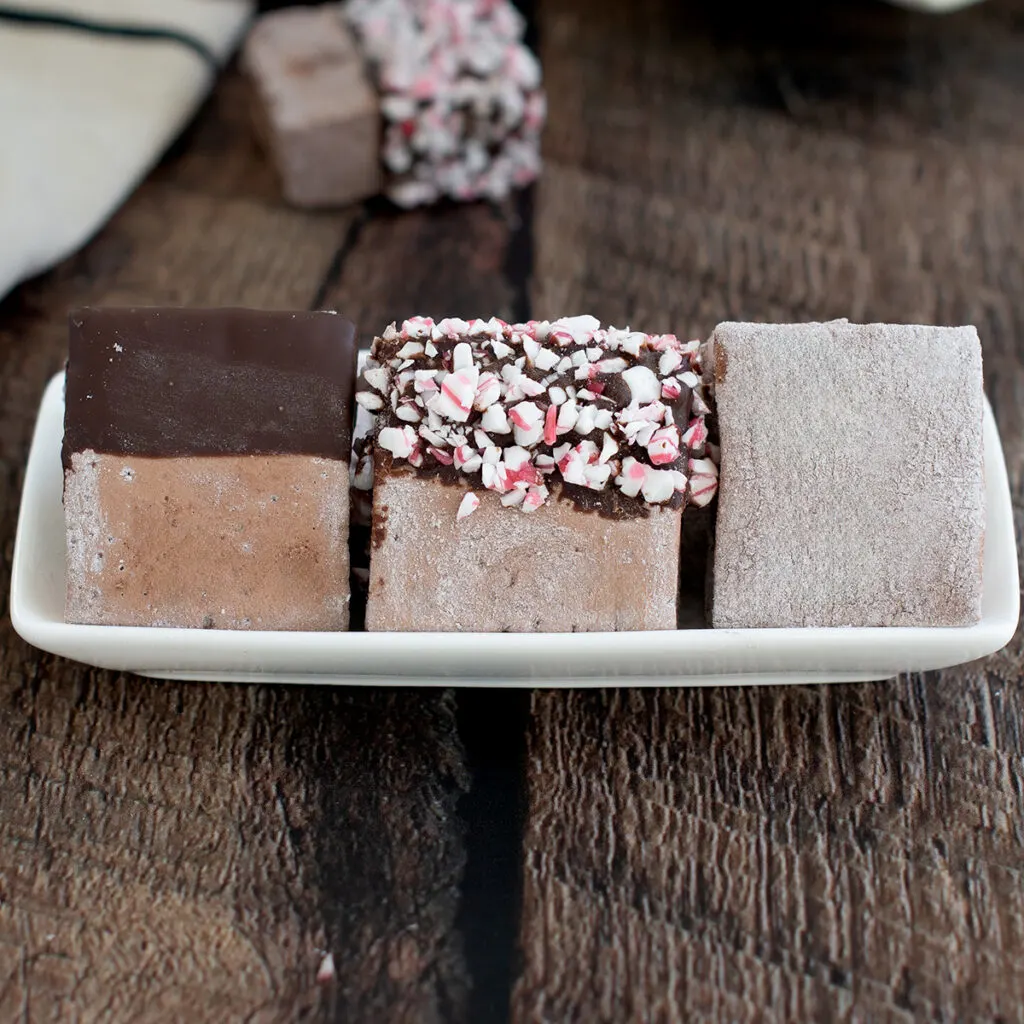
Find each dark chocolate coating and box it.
[367,333,695,519]
[63,307,357,467]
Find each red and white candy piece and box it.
[356,391,384,411]
[688,457,719,507]
[379,425,418,459]
[432,365,478,421]
[621,364,660,405]
[647,426,680,466]
[509,400,544,446]
[681,417,708,452]
[457,492,481,520]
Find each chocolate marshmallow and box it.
[358,316,718,632]
[243,6,381,208]
[63,308,357,630]
[708,321,985,628]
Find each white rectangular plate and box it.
[10,373,1019,686]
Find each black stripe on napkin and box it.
[0,6,219,70]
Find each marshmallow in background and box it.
[243,0,545,212]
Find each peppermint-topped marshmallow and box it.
[356,315,719,519]
[342,0,544,207]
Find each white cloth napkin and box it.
[0,0,253,300]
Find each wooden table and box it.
[2,0,1023,1019]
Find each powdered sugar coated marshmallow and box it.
[709,321,985,628]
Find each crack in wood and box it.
[454,691,531,1024]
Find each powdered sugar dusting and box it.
[64,450,107,620]
[711,320,986,628]
[368,475,681,631]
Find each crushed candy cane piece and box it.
[688,457,719,507]
[396,341,425,359]
[640,467,681,503]
[521,484,548,512]
[436,366,479,421]
[481,404,510,433]
[535,347,560,371]
[600,433,618,464]
[509,400,544,446]
[457,492,481,520]
[356,391,384,411]
[647,426,680,466]
[543,403,558,445]
[317,953,336,984]
[379,425,418,459]
[401,316,433,338]
[453,342,473,369]
[474,372,502,410]
[681,418,708,451]
[621,364,661,405]
[575,404,597,436]
[585,463,612,489]
[363,366,389,393]
[614,457,647,498]
[659,350,684,376]
[556,398,579,433]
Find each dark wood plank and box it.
[515,681,1024,1022]
[320,193,534,1024]
[319,199,517,344]
[0,674,470,1021]
[0,66,483,1023]
[513,0,1024,1019]
[292,689,470,1024]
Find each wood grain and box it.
[514,680,1024,1022]
[319,199,517,344]
[3,0,1024,1018]
[513,0,1024,1020]
[0,65,476,1023]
